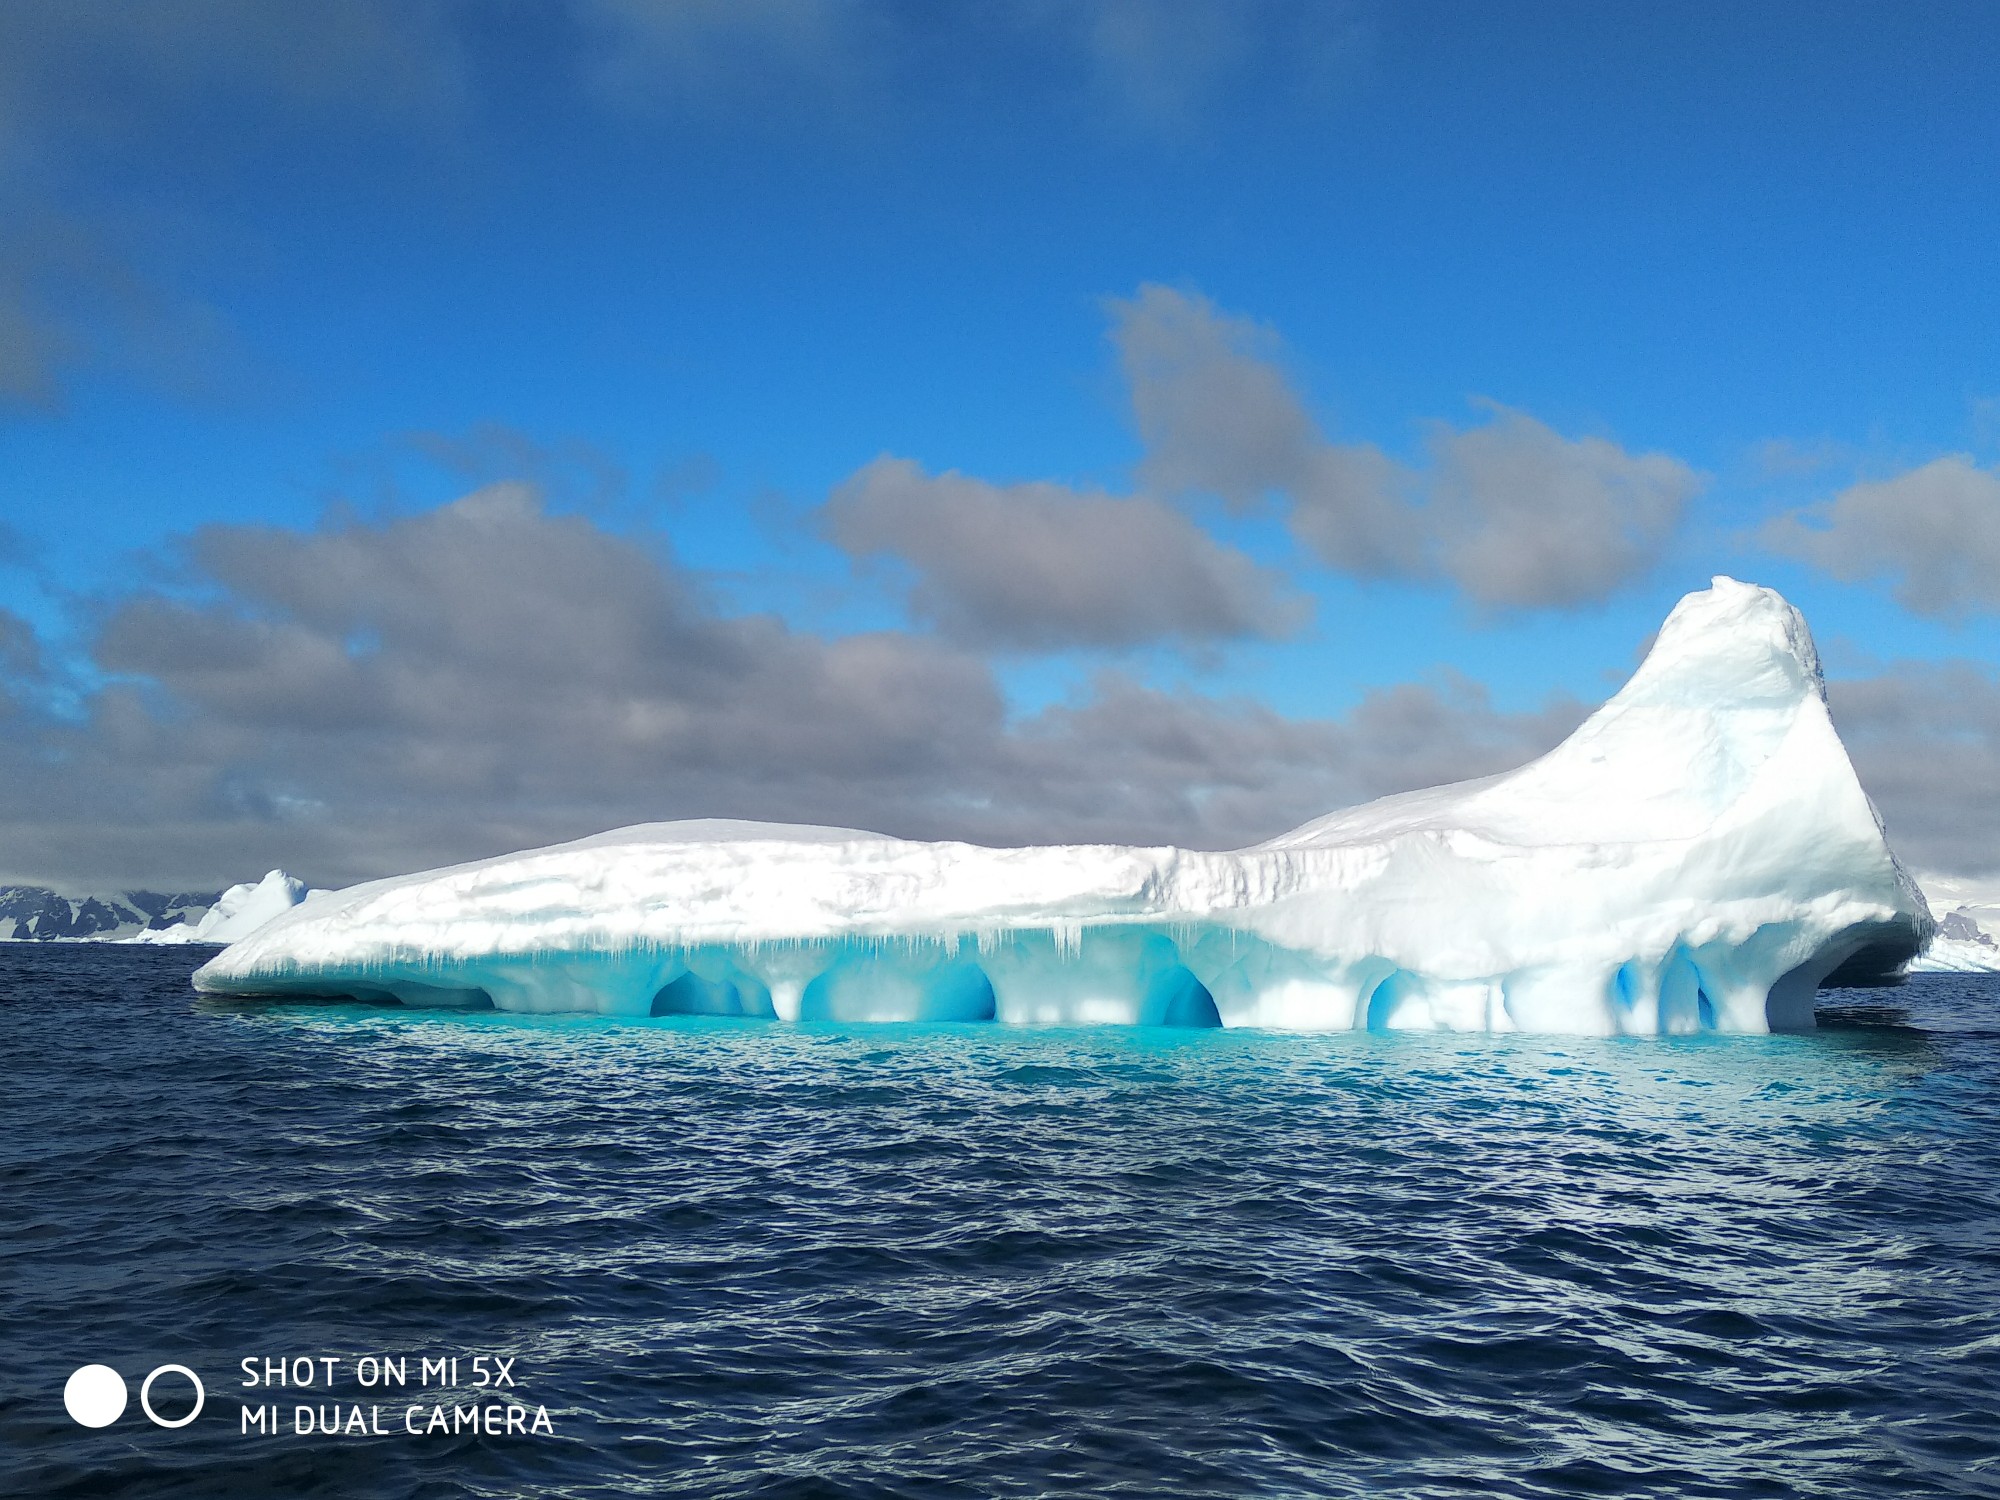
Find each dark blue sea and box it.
[3,944,1997,1499]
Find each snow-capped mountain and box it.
[0,886,219,941]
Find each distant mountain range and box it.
[0,886,220,941]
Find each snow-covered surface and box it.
[196,579,1933,1034]
[1912,936,2000,974]
[130,870,310,945]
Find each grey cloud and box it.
[824,288,1697,643]
[1971,396,2000,451]
[1109,283,1420,576]
[37,485,1003,884]
[1110,284,1698,608]
[0,607,45,703]
[104,483,1006,780]
[1112,283,1315,503]
[1003,670,1586,848]
[1429,404,1700,612]
[0,2,466,408]
[574,0,872,114]
[1069,0,1261,126]
[822,455,1305,649]
[0,254,65,406]
[576,0,1366,133]
[0,0,464,158]
[1021,0,1371,131]
[1828,663,2000,876]
[0,488,1593,888]
[19,488,1988,894]
[1281,445,1426,580]
[0,210,243,411]
[1764,457,2000,618]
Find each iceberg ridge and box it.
[194,579,1932,1034]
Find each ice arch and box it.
[651,972,775,1019]
[796,953,997,1024]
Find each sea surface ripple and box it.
[2,945,1998,1498]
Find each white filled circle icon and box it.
[64,1365,128,1428]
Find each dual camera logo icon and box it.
[64,1364,205,1429]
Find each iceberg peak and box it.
[1628,574,1823,706]
[195,579,1931,1035]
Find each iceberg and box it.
[194,579,1932,1034]
[131,870,311,945]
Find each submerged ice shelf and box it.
[195,579,1932,1034]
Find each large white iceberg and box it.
[194,578,1931,1034]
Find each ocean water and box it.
[2,945,1997,1499]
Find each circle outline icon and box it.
[139,1365,204,1429]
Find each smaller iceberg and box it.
[194,579,1933,1034]
[131,870,311,945]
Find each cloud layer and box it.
[0,487,1589,888]
[5,483,1993,888]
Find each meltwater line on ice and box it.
[193,578,1933,1034]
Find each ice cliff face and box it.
[194,578,1933,1033]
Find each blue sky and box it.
[2,1,1998,889]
